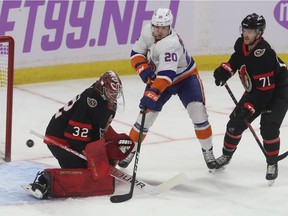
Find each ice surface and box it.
[1,72,288,216]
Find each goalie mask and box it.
[95,70,125,111]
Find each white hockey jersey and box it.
[131,23,198,85]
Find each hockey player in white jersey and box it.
[118,8,216,171]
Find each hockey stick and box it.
[110,109,147,203]
[30,129,188,196]
[224,83,288,163]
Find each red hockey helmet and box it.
[95,70,123,104]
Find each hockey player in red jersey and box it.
[24,71,135,199]
[118,8,216,171]
[213,13,288,183]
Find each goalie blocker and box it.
[24,130,135,199]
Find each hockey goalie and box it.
[23,71,135,199]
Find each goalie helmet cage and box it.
[0,36,14,162]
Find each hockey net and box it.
[0,36,14,162]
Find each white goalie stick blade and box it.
[112,167,188,195]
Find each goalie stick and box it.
[224,83,288,163]
[29,129,188,196]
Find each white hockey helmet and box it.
[151,8,173,27]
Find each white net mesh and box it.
[0,41,9,160]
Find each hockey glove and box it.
[234,102,255,120]
[213,63,234,86]
[139,87,160,110]
[106,133,135,160]
[136,63,156,84]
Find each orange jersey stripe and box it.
[130,55,147,71]
[151,77,171,92]
[172,65,199,85]
[195,125,212,140]
[197,74,206,105]
[129,127,146,143]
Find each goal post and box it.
[0,36,14,162]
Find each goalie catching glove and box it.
[105,133,135,161]
[102,126,135,161]
[213,62,234,86]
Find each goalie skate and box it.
[118,151,135,168]
[21,183,49,199]
[22,171,50,199]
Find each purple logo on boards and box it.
[274,0,288,30]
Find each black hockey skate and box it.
[202,147,217,170]
[118,151,136,168]
[215,154,232,170]
[266,163,278,186]
[22,182,49,199]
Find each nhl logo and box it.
[87,97,97,108]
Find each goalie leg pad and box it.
[85,139,111,180]
[45,168,115,198]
